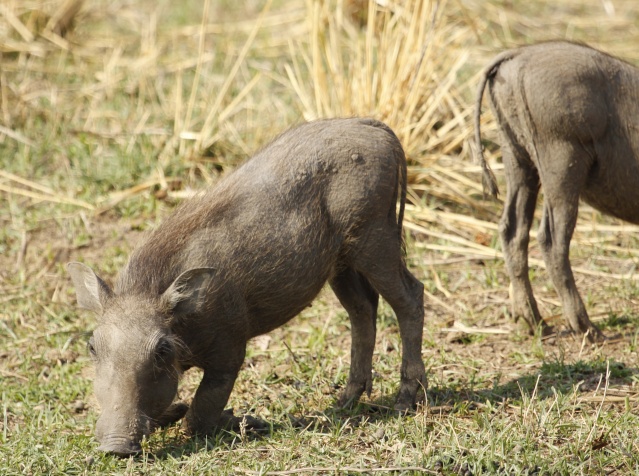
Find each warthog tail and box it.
[474,49,519,199]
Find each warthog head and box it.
[68,262,214,455]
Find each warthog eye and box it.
[154,338,174,366]
[87,338,97,357]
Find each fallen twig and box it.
[441,320,510,335]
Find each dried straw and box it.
[2,0,639,298]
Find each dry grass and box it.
[286,0,468,160]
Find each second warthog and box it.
[474,41,639,341]
[68,117,427,456]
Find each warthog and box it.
[68,117,427,456]
[473,40,639,341]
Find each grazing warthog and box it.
[68,118,427,456]
[473,40,639,341]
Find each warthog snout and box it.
[97,438,142,457]
[95,411,149,456]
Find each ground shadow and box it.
[150,398,404,460]
[426,357,637,414]
[147,355,637,460]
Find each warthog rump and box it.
[474,41,639,341]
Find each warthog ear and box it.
[162,268,216,317]
[67,262,113,313]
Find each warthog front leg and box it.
[184,344,246,436]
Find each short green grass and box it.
[2,0,639,475]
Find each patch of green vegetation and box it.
[599,312,639,331]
